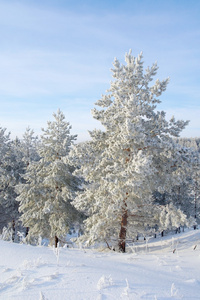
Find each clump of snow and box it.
[22,257,45,269]
[97,275,113,290]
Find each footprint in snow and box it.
[0,272,24,293]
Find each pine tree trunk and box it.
[194,178,197,230]
[55,235,59,248]
[118,210,128,253]
[12,219,15,242]
[25,227,29,237]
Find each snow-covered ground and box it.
[0,229,200,300]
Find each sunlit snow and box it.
[0,228,199,299]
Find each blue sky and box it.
[0,0,199,142]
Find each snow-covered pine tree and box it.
[0,129,24,239]
[0,126,12,232]
[186,153,200,227]
[174,138,200,226]
[17,110,80,247]
[21,127,40,167]
[153,146,198,234]
[69,50,191,252]
[14,127,40,237]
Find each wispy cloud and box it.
[0,51,110,97]
[0,0,199,140]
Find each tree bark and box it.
[25,227,29,237]
[118,209,128,253]
[12,219,15,242]
[55,235,59,248]
[194,179,197,230]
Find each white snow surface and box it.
[0,229,200,300]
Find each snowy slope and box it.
[0,229,200,300]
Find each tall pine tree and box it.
[70,51,191,252]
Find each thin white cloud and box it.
[0,0,199,139]
[0,51,111,97]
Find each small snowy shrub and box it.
[97,275,113,290]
